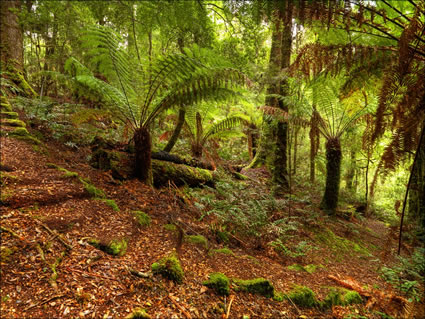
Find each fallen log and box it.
[152,151,214,170]
[152,159,215,187]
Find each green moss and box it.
[9,127,29,136]
[125,308,151,319]
[46,163,59,169]
[80,178,106,199]
[273,291,285,302]
[234,278,274,298]
[185,235,208,249]
[287,264,323,274]
[88,238,127,256]
[0,246,15,262]
[203,272,230,296]
[102,199,120,212]
[151,253,184,284]
[209,247,234,256]
[1,111,18,119]
[164,224,177,232]
[133,211,151,227]
[343,290,363,305]
[1,118,25,127]
[285,285,317,308]
[0,103,12,112]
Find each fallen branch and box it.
[127,266,152,278]
[0,225,23,239]
[34,220,73,250]
[328,275,370,297]
[24,294,65,311]
[168,294,192,319]
[65,266,122,283]
[225,295,235,319]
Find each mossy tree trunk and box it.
[0,0,23,73]
[134,127,153,185]
[164,108,185,153]
[345,148,356,191]
[320,137,342,214]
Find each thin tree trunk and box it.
[320,137,342,214]
[346,148,356,191]
[293,126,299,175]
[163,108,186,153]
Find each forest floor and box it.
[1,118,424,318]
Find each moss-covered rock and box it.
[1,118,26,127]
[185,234,208,249]
[151,253,184,284]
[1,111,18,119]
[203,272,230,296]
[133,211,151,227]
[88,238,127,256]
[234,278,274,298]
[125,308,151,319]
[285,285,317,308]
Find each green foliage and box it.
[81,179,106,199]
[315,228,370,257]
[1,111,19,119]
[269,239,313,258]
[233,278,274,298]
[133,211,151,227]
[380,247,425,302]
[285,285,318,308]
[203,272,230,296]
[1,118,26,127]
[151,253,184,284]
[287,264,324,274]
[184,235,208,249]
[321,288,362,309]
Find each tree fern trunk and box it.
[163,109,185,153]
[134,127,153,185]
[320,137,342,214]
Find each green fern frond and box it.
[202,116,245,144]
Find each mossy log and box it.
[152,159,215,187]
[90,148,216,187]
[152,151,214,170]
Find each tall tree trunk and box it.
[272,2,293,194]
[247,8,283,169]
[0,0,23,73]
[163,108,185,153]
[134,127,153,185]
[293,126,299,175]
[320,137,342,215]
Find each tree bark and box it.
[346,147,356,191]
[0,0,23,73]
[163,108,185,153]
[134,127,153,185]
[272,2,293,194]
[320,138,342,214]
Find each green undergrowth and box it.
[163,224,177,232]
[315,228,371,258]
[233,278,274,298]
[184,234,208,249]
[133,211,151,227]
[151,253,184,284]
[102,199,119,211]
[203,272,230,296]
[88,238,127,256]
[1,118,26,127]
[284,285,317,308]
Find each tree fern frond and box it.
[202,116,245,144]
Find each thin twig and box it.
[24,294,65,311]
[65,267,122,283]
[225,295,235,319]
[34,219,72,250]
[168,294,192,319]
